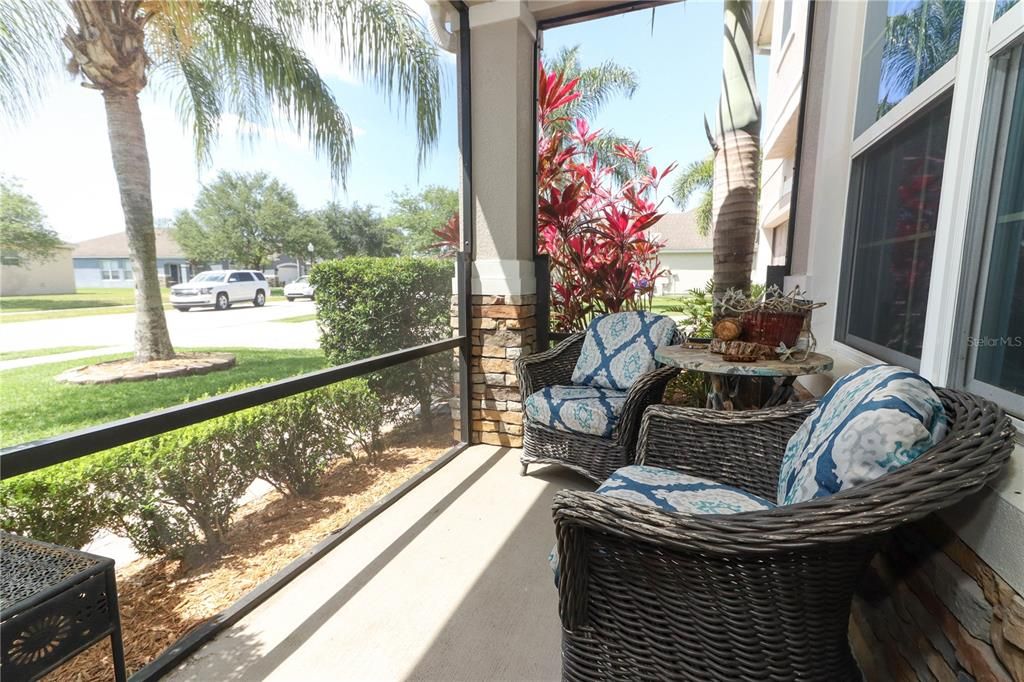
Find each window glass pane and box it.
[856,0,963,135]
[995,0,1020,20]
[843,97,952,360]
[974,62,1024,396]
[781,0,793,41]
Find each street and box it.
[0,298,320,355]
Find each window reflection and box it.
[856,0,963,135]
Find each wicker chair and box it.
[516,331,681,483]
[552,389,1015,681]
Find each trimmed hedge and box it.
[0,379,387,560]
[310,257,453,429]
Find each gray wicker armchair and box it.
[516,331,681,483]
[552,389,1015,681]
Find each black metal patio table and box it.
[1,532,126,681]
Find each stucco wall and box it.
[657,251,713,295]
[0,247,76,296]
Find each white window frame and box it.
[100,259,121,281]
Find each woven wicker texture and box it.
[552,389,1015,681]
[516,333,681,483]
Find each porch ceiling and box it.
[166,446,592,681]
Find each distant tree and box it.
[317,202,399,257]
[0,179,62,263]
[383,186,458,255]
[173,172,328,270]
[671,156,713,236]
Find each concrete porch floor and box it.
[167,446,593,681]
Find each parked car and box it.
[283,276,316,301]
[170,270,268,311]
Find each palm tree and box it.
[543,45,648,181]
[711,0,760,301]
[1,0,441,362]
[671,155,713,236]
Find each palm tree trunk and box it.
[103,91,175,362]
[712,0,761,304]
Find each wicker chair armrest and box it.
[612,365,681,450]
[636,401,817,500]
[515,334,585,397]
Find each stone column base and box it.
[451,294,535,447]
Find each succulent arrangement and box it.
[711,286,825,362]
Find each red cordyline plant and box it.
[537,62,676,332]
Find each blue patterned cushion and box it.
[597,465,776,514]
[777,364,948,505]
[524,386,628,438]
[571,312,677,390]
[550,465,773,584]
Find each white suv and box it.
[170,270,268,312]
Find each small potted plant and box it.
[711,286,824,361]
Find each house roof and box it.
[73,228,186,259]
[654,210,711,252]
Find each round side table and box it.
[654,346,834,410]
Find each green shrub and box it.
[242,393,331,498]
[321,379,385,462]
[99,414,255,560]
[311,257,453,429]
[0,457,107,549]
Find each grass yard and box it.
[0,346,103,361]
[0,287,164,311]
[650,296,688,319]
[0,348,329,448]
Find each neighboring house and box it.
[72,229,192,288]
[753,0,808,285]
[652,211,712,295]
[0,244,76,296]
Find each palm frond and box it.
[0,0,69,121]
[671,156,714,236]
[544,45,638,121]
[590,132,649,185]
[192,1,354,184]
[273,0,442,168]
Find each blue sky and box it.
[0,0,767,243]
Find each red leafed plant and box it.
[537,61,676,332]
[431,212,460,256]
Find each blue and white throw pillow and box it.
[524,385,628,438]
[549,465,773,585]
[571,312,677,391]
[777,364,948,505]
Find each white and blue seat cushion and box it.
[571,312,677,391]
[777,364,948,505]
[524,385,628,438]
[549,465,774,583]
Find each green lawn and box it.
[0,346,103,362]
[650,296,688,319]
[0,348,329,448]
[0,287,165,311]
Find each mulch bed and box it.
[55,353,236,384]
[47,424,453,681]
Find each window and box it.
[995,0,1020,20]
[838,96,953,367]
[964,47,1024,415]
[1,254,22,266]
[229,272,254,282]
[122,259,133,280]
[254,272,266,281]
[780,0,793,44]
[101,259,121,281]
[856,0,963,135]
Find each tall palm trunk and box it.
[64,0,175,361]
[712,0,761,303]
[104,91,175,361]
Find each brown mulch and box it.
[46,424,453,681]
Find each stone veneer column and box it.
[449,2,539,448]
